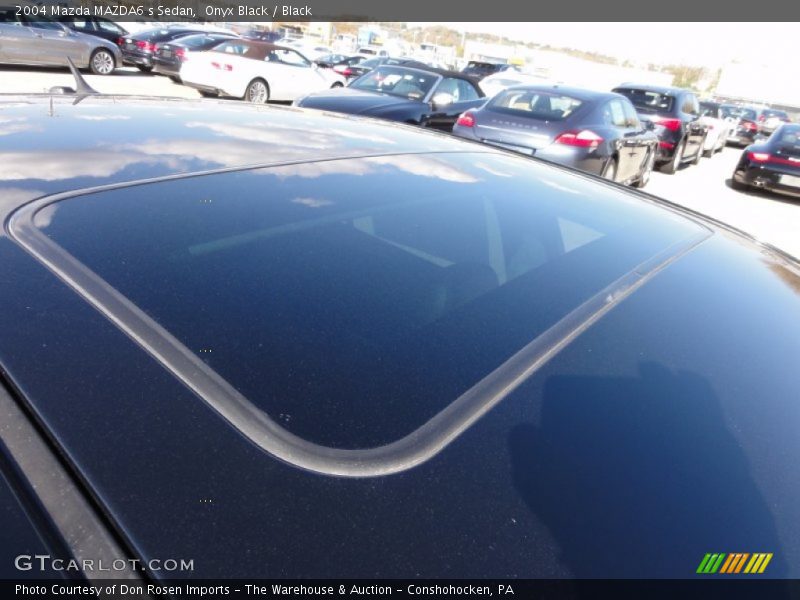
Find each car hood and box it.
[296,87,424,115]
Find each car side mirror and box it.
[644,120,655,131]
[432,92,454,108]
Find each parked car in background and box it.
[479,71,558,99]
[0,8,121,75]
[760,109,791,136]
[57,15,128,44]
[725,106,762,147]
[1,93,799,581]
[119,27,207,72]
[461,60,515,80]
[152,32,239,82]
[732,123,800,197]
[612,84,706,174]
[313,53,353,67]
[698,100,735,157]
[453,85,658,187]
[288,41,332,62]
[294,64,485,131]
[181,40,345,103]
[322,56,368,80]
[337,56,433,80]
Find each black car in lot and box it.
[461,60,514,80]
[612,84,706,174]
[152,32,238,82]
[732,123,800,197]
[294,64,485,131]
[119,27,207,72]
[759,109,792,136]
[1,93,800,582]
[452,85,658,187]
[725,105,762,147]
[57,15,128,44]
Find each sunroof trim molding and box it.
[6,158,712,478]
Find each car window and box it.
[67,18,95,31]
[0,8,21,23]
[269,48,311,67]
[436,77,478,102]
[488,90,583,121]
[21,16,62,30]
[614,89,674,112]
[29,153,703,451]
[95,19,124,34]
[351,67,439,101]
[605,100,628,127]
[700,103,720,118]
[621,100,641,128]
[214,41,249,55]
[777,126,800,147]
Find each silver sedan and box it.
[0,10,121,75]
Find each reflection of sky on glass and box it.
[0,96,474,201]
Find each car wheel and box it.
[198,91,217,98]
[601,157,617,182]
[330,82,344,89]
[633,149,655,188]
[245,79,269,104]
[89,49,115,76]
[660,139,684,174]
[137,65,153,73]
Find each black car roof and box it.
[375,63,482,85]
[497,84,622,102]
[614,83,692,95]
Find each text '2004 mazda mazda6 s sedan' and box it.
[0,93,799,585]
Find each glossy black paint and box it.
[119,28,206,70]
[613,84,706,173]
[1,96,799,579]
[452,85,658,186]
[294,65,485,131]
[732,124,800,198]
[461,61,514,80]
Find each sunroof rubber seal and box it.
[6,155,712,478]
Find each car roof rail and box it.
[48,57,99,98]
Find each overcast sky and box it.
[413,22,796,69]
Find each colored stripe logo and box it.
[697,553,773,574]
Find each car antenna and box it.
[48,57,99,98]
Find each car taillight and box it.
[333,65,352,77]
[747,152,770,162]
[554,130,603,148]
[741,120,758,132]
[116,37,125,46]
[456,112,476,128]
[652,117,682,131]
[211,61,233,72]
[758,115,765,122]
[135,40,156,53]
[175,48,186,60]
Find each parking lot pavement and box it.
[647,147,800,260]
[2,66,799,259]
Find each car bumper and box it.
[121,51,154,67]
[733,166,800,198]
[153,58,181,77]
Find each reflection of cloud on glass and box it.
[0,116,39,137]
[291,197,333,208]
[269,154,479,183]
[365,155,479,183]
[538,177,584,195]
[74,115,132,121]
[473,161,514,178]
[0,150,146,181]
[0,187,44,213]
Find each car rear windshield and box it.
[614,88,674,113]
[776,125,800,148]
[764,110,789,119]
[487,89,583,120]
[30,152,703,450]
[350,66,438,100]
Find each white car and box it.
[699,101,736,157]
[180,40,345,103]
[479,71,557,99]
